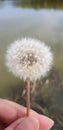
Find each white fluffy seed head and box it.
[5,38,53,82]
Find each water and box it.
[0,1,63,92]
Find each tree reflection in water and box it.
[0,0,63,9]
[12,0,63,10]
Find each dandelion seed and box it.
[5,38,53,81]
[5,38,53,116]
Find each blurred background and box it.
[0,0,63,129]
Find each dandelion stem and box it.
[26,78,30,116]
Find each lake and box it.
[0,1,63,129]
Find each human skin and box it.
[0,99,54,130]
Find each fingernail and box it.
[47,118,54,130]
[15,117,39,130]
[45,117,54,130]
[39,115,54,130]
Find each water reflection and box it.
[13,0,63,10]
[0,0,63,89]
[0,0,63,9]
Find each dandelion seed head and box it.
[5,38,53,81]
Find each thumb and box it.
[15,117,39,130]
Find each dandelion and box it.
[5,38,53,116]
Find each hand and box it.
[0,99,54,130]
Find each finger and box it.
[0,99,54,130]
[0,101,17,124]
[0,121,5,130]
[33,114,54,130]
[0,99,26,116]
[5,116,54,130]
[0,99,25,124]
[5,117,39,130]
